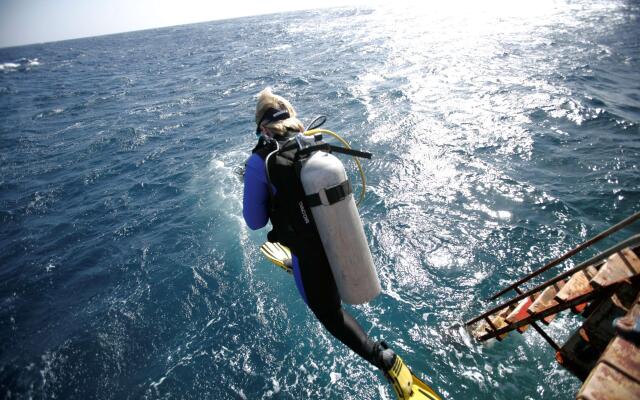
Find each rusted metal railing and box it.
[466,234,640,340]
[488,212,640,301]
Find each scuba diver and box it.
[242,88,440,400]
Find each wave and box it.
[0,62,20,70]
[0,58,41,72]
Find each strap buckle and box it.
[306,179,352,207]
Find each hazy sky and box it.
[0,0,366,48]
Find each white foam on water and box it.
[0,62,20,70]
[0,58,41,71]
[149,375,167,389]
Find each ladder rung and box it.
[555,265,599,304]
[471,306,512,340]
[506,293,540,333]
[527,280,566,324]
[590,248,640,289]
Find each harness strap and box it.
[306,179,352,207]
[296,143,372,160]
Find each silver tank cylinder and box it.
[300,151,381,304]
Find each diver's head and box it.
[255,87,304,137]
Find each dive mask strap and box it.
[256,108,291,136]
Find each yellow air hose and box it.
[304,128,367,207]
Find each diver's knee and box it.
[311,306,343,329]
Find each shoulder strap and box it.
[295,143,372,160]
[252,136,276,158]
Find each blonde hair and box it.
[255,87,304,136]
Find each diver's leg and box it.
[293,254,416,398]
[292,254,392,370]
[312,303,378,365]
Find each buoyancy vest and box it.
[252,132,324,256]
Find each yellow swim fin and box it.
[259,241,293,274]
[386,356,441,400]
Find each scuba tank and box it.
[300,149,381,304]
[263,132,380,304]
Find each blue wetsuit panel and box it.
[242,153,309,303]
[242,153,270,230]
[292,255,308,304]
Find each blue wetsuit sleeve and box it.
[243,153,270,230]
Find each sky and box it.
[0,0,367,48]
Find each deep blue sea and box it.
[1,1,639,399]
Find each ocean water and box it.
[1,1,639,399]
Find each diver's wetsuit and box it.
[243,146,379,368]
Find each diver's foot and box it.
[386,354,414,399]
[373,341,413,399]
[373,340,396,371]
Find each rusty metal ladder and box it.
[465,212,640,350]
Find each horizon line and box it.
[0,5,363,51]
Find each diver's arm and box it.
[242,153,270,230]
